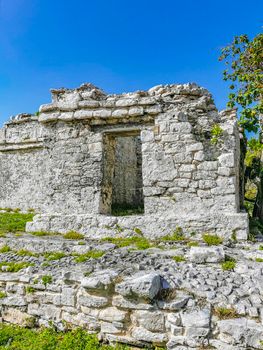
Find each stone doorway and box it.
[100,130,144,215]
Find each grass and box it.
[41,275,52,286]
[214,307,238,319]
[63,231,85,240]
[202,233,223,246]
[74,250,105,263]
[0,261,33,273]
[187,241,199,247]
[0,325,132,350]
[16,249,38,257]
[0,245,11,253]
[0,212,34,234]
[255,258,263,262]
[160,227,186,242]
[29,231,59,237]
[0,291,6,298]
[221,260,236,271]
[173,255,186,262]
[26,286,35,294]
[101,236,151,250]
[44,252,66,261]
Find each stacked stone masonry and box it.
[0,83,248,239]
[0,235,263,349]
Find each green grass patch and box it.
[0,245,11,253]
[16,249,38,257]
[29,231,59,237]
[221,260,236,271]
[63,231,84,240]
[44,252,66,261]
[26,286,35,294]
[214,307,238,319]
[101,236,151,250]
[173,255,186,262]
[161,227,186,242]
[0,212,34,234]
[0,291,6,298]
[41,275,52,286]
[187,241,199,247]
[74,250,105,263]
[0,325,131,350]
[0,261,33,273]
[255,258,263,262]
[202,234,223,246]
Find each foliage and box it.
[41,275,52,286]
[63,231,85,240]
[26,286,36,294]
[0,212,34,234]
[219,33,263,133]
[187,241,199,247]
[255,257,263,262]
[211,124,223,144]
[214,307,238,319]
[0,325,132,350]
[202,234,223,246]
[0,261,33,272]
[74,250,105,263]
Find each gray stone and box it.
[189,246,225,263]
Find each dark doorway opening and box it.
[100,131,144,216]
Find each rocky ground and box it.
[0,232,263,349]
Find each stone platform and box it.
[0,232,263,349]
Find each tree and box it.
[219,33,263,225]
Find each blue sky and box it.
[0,0,262,125]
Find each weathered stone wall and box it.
[0,83,248,238]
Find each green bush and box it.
[16,249,38,257]
[173,255,186,262]
[0,291,6,298]
[202,234,223,246]
[161,227,185,242]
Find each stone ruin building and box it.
[0,83,248,239]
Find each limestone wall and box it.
[0,83,249,238]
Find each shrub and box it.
[202,234,223,246]
[187,241,199,247]
[29,231,59,237]
[211,123,223,144]
[255,258,263,262]
[63,231,84,240]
